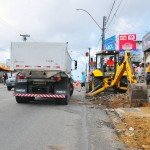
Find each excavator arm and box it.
[112,51,147,103]
[111,51,138,86]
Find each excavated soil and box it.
[88,93,131,108]
[88,92,148,108]
[115,111,150,150]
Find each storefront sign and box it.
[119,34,136,50]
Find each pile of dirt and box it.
[88,92,149,108]
[88,93,131,108]
[106,93,131,109]
[115,111,150,150]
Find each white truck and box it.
[10,42,77,105]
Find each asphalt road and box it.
[0,84,127,150]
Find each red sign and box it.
[119,34,136,50]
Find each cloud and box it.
[0,0,150,79]
[0,49,10,63]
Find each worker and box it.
[146,62,150,84]
[132,64,136,74]
[136,63,144,83]
[3,72,8,85]
[90,58,96,71]
[106,56,114,71]
[78,72,86,92]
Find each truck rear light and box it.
[54,77,61,81]
[51,77,61,81]
[16,75,25,79]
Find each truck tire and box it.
[29,97,35,101]
[70,89,73,96]
[16,96,25,103]
[7,86,12,91]
[22,97,31,103]
[55,98,68,105]
[16,97,31,103]
[62,97,68,105]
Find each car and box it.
[6,73,18,91]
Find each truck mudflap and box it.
[13,93,65,98]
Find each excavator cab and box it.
[88,50,122,96]
[96,50,119,77]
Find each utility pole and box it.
[86,63,87,75]
[89,48,91,72]
[101,16,107,50]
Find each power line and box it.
[105,29,114,36]
[106,0,117,25]
[106,0,123,30]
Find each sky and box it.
[0,0,150,80]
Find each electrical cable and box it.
[106,0,117,25]
[106,0,123,30]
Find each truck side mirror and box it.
[75,60,77,70]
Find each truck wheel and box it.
[55,99,62,105]
[70,83,74,96]
[7,86,12,91]
[29,97,35,101]
[16,97,31,103]
[16,96,25,103]
[70,89,73,96]
[62,96,68,105]
[55,98,68,105]
[22,97,31,103]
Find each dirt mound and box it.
[88,93,131,108]
[115,112,150,150]
[88,93,149,108]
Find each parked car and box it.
[6,73,18,91]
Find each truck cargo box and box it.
[10,42,72,73]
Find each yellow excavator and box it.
[87,50,148,104]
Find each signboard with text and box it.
[120,49,143,62]
[119,34,136,50]
[104,35,116,50]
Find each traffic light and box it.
[85,52,89,57]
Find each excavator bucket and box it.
[128,83,148,106]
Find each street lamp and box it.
[76,9,102,30]
[76,9,106,50]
